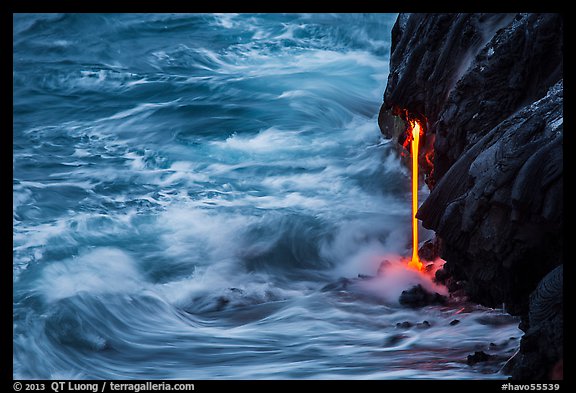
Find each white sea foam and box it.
[13,13,524,380]
[156,207,252,262]
[212,13,240,29]
[106,101,177,121]
[212,127,322,154]
[39,247,143,302]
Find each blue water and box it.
[13,13,521,379]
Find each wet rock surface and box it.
[507,265,563,379]
[398,284,447,308]
[380,13,563,379]
[467,351,494,365]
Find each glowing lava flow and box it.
[408,119,423,271]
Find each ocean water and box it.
[13,13,521,379]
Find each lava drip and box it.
[408,119,423,271]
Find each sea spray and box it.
[13,13,521,379]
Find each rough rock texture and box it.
[418,236,442,261]
[379,13,563,379]
[420,82,562,316]
[467,351,494,365]
[398,284,447,308]
[381,13,516,127]
[379,13,563,186]
[507,265,563,379]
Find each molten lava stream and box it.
[408,119,423,271]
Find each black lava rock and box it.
[416,320,431,329]
[434,267,450,284]
[419,237,441,261]
[384,334,409,347]
[467,351,494,365]
[380,13,563,379]
[508,265,563,380]
[381,13,563,317]
[398,284,447,308]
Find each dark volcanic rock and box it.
[381,14,563,185]
[433,13,563,182]
[380,13,563,379]
[384,334,409,347]
[398,284,447,308]
[416,320,431,329]
[434,266,450,284]
[396,320,432,329]
[418,236,442,261]
[508,265,563,380]
[382,13,516,127]
[467,351,494,365]
[379,13,518,184]
[382,13,563,316]
[418,82,563,315]
[434,267,464,294]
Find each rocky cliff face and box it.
[379,13,563,379]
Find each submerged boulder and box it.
[467,351,494,365]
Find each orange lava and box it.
[408,119,423,271]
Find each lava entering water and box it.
[408,119,423,271]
